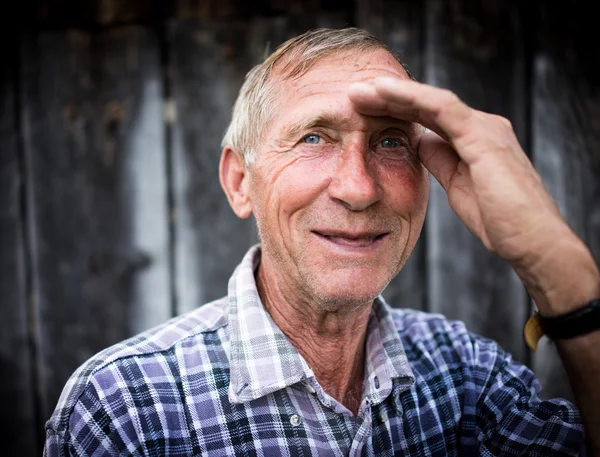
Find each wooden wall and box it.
[1,1,599,454]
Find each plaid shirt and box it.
[45,245,587,456]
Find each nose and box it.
[328,141,382,211]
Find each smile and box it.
[312,230,389,249]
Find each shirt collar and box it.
[227,244,414,404]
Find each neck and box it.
[256,260,373,417]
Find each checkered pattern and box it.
[44,245,587,456]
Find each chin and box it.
[318,293,380,310]
[302,268,392,309]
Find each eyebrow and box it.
[280,112,412,140]
[281,113,348,140]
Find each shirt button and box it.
[379,411,388,422]
[290,414,301,426]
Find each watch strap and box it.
[524,299,600,351]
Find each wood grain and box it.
[20,27,170,421]
[0,44,38,456]
[31,0,161,26]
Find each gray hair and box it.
[221,27,415,166]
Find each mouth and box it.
[312,230,389,248]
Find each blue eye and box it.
[380,138,399,148]
[302,134,321,144]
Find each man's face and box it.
[248,49,429,307]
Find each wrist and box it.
[514,230,600,317]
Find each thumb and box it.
[418,131,460,192]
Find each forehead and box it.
[266,49,410,135]
[277,48,408,97]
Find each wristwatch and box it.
[523,298,600,351]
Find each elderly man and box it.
[45,28,599,456]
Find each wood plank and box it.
[357,0,427,312]
[169,13,349,313]
[28,0,351,26]
[356,0,424,80]
[0,43,38,456]
[31,0,161,26]
[423,0,528,361]
[20,27,170,421]
[172,0,351,20]
[531,1,600,401]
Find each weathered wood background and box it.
[1,1,599,454]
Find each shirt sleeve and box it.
[43,429,71,457]
[472,335,588,456]
[43,374,124,457]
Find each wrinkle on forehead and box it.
[278,52,409,108]
[280,112,413,141]
[271,48,409,89]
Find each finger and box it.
[417,132,461,192]
[374,77,473,143]
[349,81,448,141]
[349,81,421,122]
[348,82,388,114]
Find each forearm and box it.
[516,229,600,454]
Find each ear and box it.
[219,146,253,219]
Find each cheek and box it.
[277,158,333,207]
[252,157,332,225]
[380,163,429,215]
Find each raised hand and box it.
[349,76,599,314]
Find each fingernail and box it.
[349,81,371,90]
[376,76,399,88]
[348,81,376,96]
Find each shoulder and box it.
[389,307,484,346]
[387,307,541,402]
[388,307,506,371]
[46,296,230,437]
